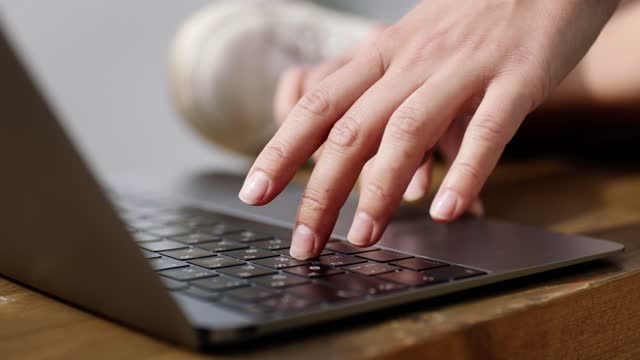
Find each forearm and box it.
[542,0,640,112]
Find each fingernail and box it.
[238,171,269,205]
[348,212,374,246]
[430,189,459,221]
[290,224,315,260]
[403,177,425,202]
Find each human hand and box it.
[240,0,620,259]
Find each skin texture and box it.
[239,0,622,260]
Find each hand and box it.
[273,27,486,211]
[240,0,619,260]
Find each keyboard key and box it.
[391,257,448,271]
[146,225,193,237]
[325,241,377,254]
[197,240,248,252]
[356,250,412,262]
[321,273,406,295]
[225,286,279,302]
[158,266,217,281]
[216,264,276,278]
[132,232,160,242]
[275,248,334,256]
[161,277,189,291]
[285,264,342,278]
[224,230,273,243]
[172,232,220,245]
[317,254,367,267]
[252,273,309,288]
[179,286,220,301]
[139,239,188,252]
[161,247,215,260]
[252,255,310,269]
[126,218,159,230]
[288,283,359,302]
[425,265,487,280]
[148,257,188,271]
[198,223,243,236]
[261,294,318,311]
[377,270,447,287]
[223,248,279,261]
[252,238,292,250]
[345,262,397,276]
[188,255,244,269]
[172,216,219,228]
[191,275,247,291]
[140,249,160,259]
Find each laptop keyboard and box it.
[114,196,487,318]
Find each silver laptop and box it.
[0,21,623,350]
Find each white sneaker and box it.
[170,0,377,156]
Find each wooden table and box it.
[2,156,640,360]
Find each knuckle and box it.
[299,188,332,214]
[261,139,292,165]
[364,180,395,204]
[297,88,332,118]
[387,106,424,143]
[500,48,552,109]
[467,118,507,152]
[326,112,362,149]
[451,161,485,188]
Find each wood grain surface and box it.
[2,157,640,360]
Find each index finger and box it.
[239,53,384,206]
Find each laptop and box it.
[0,21,624,350]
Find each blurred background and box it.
[0,0,417,180]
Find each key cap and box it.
[225,286,279,302]
[391,257,448,271]
[252,255,310,269]
[188,255,244,269]
[425,265,486,280]
[158,266,218,281]
[191,275,247,291]
[198,223,243,236]
[146,225,193,237]
[197,240,248,252]
[172,232,220,245]
[252,238,292,250]
[261,294,318,311]
[161,277,189,291]
[148,257,188,271]
[377,270,447,287]
[285,264,342,278]
[356,250,412,262]
[345,262,397,276]
[325,241,378,254]
[132,232,160,242]
[321,273,406,295]
[216,264,276,278]
[223,248,279,261]
[275,248,334,256]
[317,254,367,267]
[252,273,309,288]
[139,239,188,252]
[126,219,159,230]
[161,247,215,260]
[179,286,220,301]
[288,283,359,302]
[140,249,160,259]
[171,216,219,228]
[224,230,273,243]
